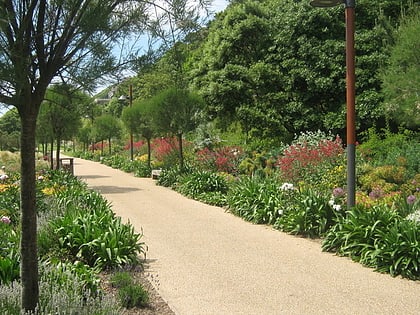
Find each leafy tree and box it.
[380,9,420,129]
[148,87,204,169]
[189,0,279,141]
[122,100,154,167]
[0,108,21,151]
[0,1,148,311]
[37,84,83,168]
[93,114,122,155]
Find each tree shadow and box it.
[77,174,110,179]
[90,185,141,194]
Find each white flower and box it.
[333,204,342,211]
[0,174,9,181]
[38,175,44,181]
[280,183,294,191]
[278,209,284,215]
[328,198,335,206]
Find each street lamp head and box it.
[310,0,343,7]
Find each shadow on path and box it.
[89,185,141,194]
[78,174,111,180]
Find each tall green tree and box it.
[380,9,420,129]
[122,100,154,167]
[148,87,204,169]
[93,114,122,155]
[0,1,148,311]
[38,84,83,168]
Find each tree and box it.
[0,1,148,311]
[122,100,154,168]
[381,9,420,129]
[0,108,21,151]
[93,114,122,155]
[38,84,83,168]
[148,87,204,169]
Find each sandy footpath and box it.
[72,157,420,315]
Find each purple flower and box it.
[332,187,345,198]
[1,216,11,224]
[407,195,416,205]
[369,188,383,200]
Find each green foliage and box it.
[177,170,229,207]
[322,205,420,279]
[0,262,120,314]
[0,223,20,285]
[177,170,228,197]
[50,203,145,269]
[274,186,339,238]
[226,176,285,224]
[118,283,149,309]
[381,9,420,129]
[110,271,149,309]
[358,128,419,178]
[110,271,133,288]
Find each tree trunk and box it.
[147,137,151,169]
[108,138,112,155]
[56,137,61,170]
[20,113,39,312]
[50,139,54,170]
[177,133,184,171]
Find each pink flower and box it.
[407,195,416,205]
[1,216,11,224]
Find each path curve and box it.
[73,157,420,314]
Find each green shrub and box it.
[177,170,228,197]
[0,222,20,285]
[275,186,339,238]
[0,262,120,315]
[110,271,133,288]
[375,220,420,279]
[133,160,152,177]
[118,283,149,309]
[321,205,420,279]
[322,205,400,263]
[226,176,286,224]
[50,203,145,269]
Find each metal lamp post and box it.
[310,0,356,208]
[119,85,134,161]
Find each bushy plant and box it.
[133,160,152,178]
[176,170,229,207]
[110,271,149,309]
[358,128,419,178]
[195,146,244,175]
[118,283,149,309]
[0,262,120,315]
[50,203,145,269]
[226,176,287,224]
[321,205,420,279]
[275,131,345,187]
[110,271,133,288]
[275,186,340,238]
[177,170,228,197]
[0,220,20,285]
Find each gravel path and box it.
[73,157,420,315]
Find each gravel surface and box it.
[73,157,420,315]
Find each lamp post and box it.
[119,84,134,161]
[310,0,356,208]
